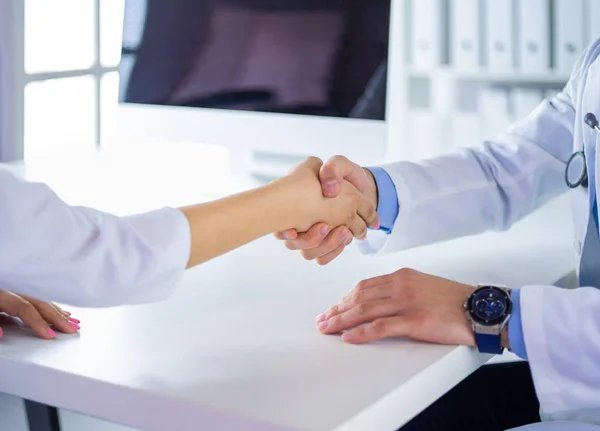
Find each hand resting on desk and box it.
[0,290,80,340]
[315,268,480,346]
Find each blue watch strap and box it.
[475,333,503,354]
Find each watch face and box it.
[467,286,511,325]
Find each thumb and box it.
[319,156,363,198]
[319,163,341,197]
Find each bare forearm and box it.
[180,179,298,268]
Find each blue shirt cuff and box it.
[366,167,399,234]
[508,288,528,360]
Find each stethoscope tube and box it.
[565,113,600,189]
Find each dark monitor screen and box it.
[119,0,391,121]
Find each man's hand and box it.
[0,290,80,340]
[275,156,379,265]
[314,268,476,345]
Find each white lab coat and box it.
[363,40,600,429]
[0,166,191,307]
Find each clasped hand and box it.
[282,156,379,242]
[279,156,379,265]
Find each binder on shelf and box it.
[479,86,512,136]
[554,0,585,75]
[512,88,544,121]
[450,0,481,72]
[484,0,514,73]
[586,0,600,45]
[410,0,445,70]
[517,0,551,73]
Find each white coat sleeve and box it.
[360,41,598,256]
[0,166,191,307]
[520,285,600,423]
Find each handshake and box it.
[273,155,380,265]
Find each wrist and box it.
[465,285,512,354]
[268,175,320,231]
[262,178,304,231]
[363,168,379,211]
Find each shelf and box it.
[407,66,570,84]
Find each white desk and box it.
[0,142,576,431]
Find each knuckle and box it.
[395,267,416,282]
[49,304,63,318]
[353,326,366,338]
[284,241,298,251]
[356,227,367,239]
[381,274,395,285]
[301,250,315,261]
[328,305,340,317]
[353,288,370,303]
[330,155,348,165]
[308,235,324,248]
[328,230,344,245]
[328,315,340,327]
[351,290,364,304]
[316,257,329,266]
[356,280,369,291]
[16,301,36,319]
[355,303,370,316]
[370,319,387,334]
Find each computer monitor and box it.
[116,0,392,179]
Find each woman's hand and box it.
[0,290,80,340]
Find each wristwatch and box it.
[464,284,512,354]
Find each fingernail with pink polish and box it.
[69,322,80,331]
[48,328,57,338]
[318,321,328,331]
[69,317,80,324]
[283,231,294,240]
[342,332,354,342]
[315,314,326,323]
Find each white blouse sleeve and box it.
[0,166,191,307]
